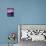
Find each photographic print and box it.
[7,8,14,17]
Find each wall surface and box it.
[0,0,46,44]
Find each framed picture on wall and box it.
[18,24,46,42]
[7,8,14,17]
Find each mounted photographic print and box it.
[7,8,14,17]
